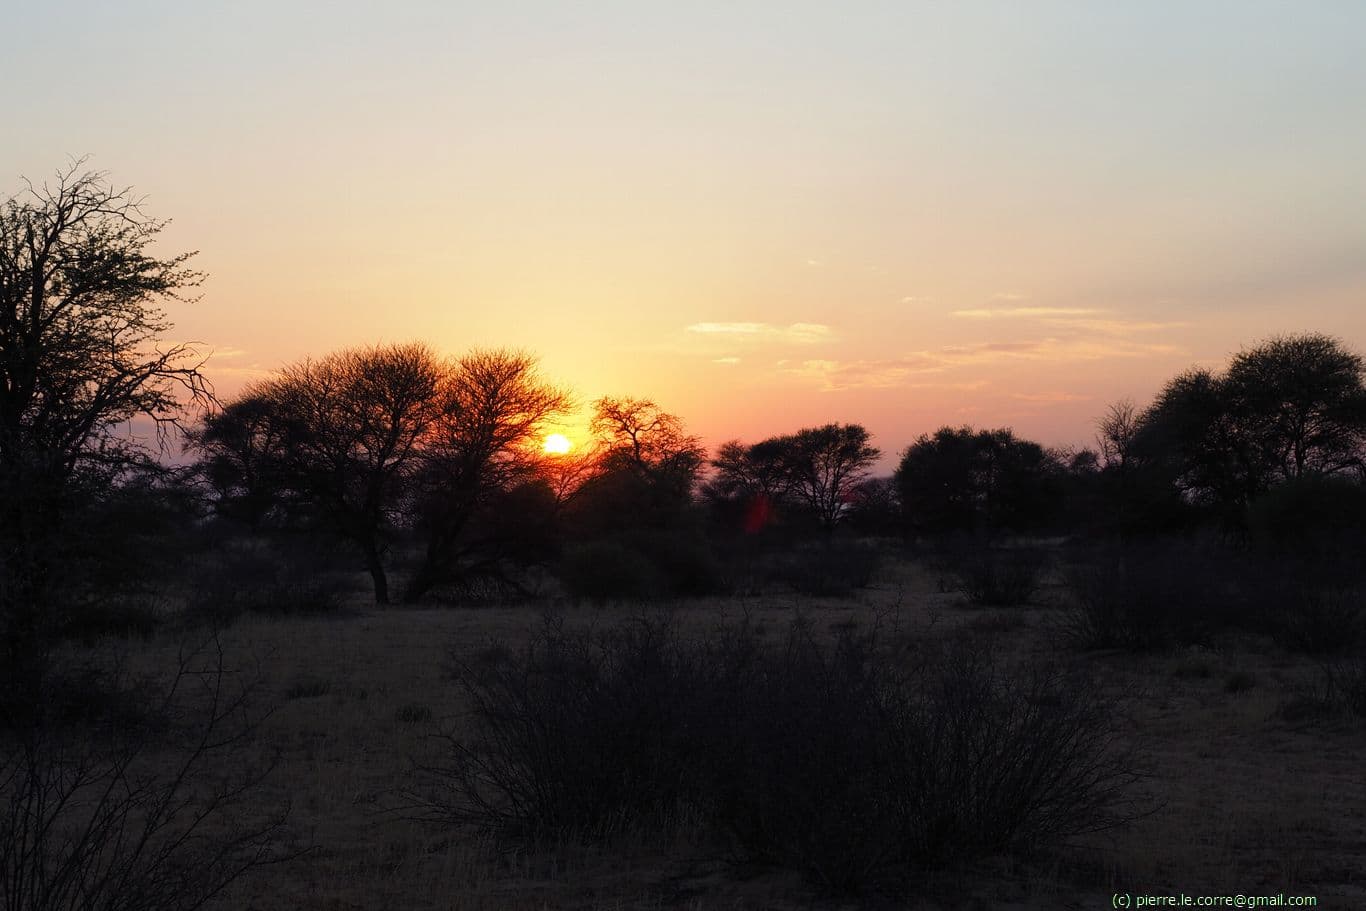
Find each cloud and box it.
[1008,391,1093,403]
[783,354,945,391]
[934,337,1181,365]
[686,322,832,344]
[712,356,741,365]
[1041,317,1187,335]
[952,307,1103,319]
[782,335,1184,392]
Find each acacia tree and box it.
[1223,333,1366,482]
[895,426,1063,537]
[402,350,570,602]
[0,163,208,684]
[234,343,444,604]
[570,397,707,535]
[781,423,880,533]
[189,394,295,529]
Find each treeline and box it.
[177,331,1366,606]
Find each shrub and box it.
[1241,560,1366,655]
[774,540,882,597]
[558,532,725,602]
[557,541,661,602]
[408,615,1141,894]
[408,614,738,837]
[1247,475,1366,561]
[185,545,347,626]
[0,637,293,911]
[935,543,1047,606]
[1061,543,1230,650]
[715,632,1138,891]
[58,597,162,645]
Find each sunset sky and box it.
[7,2,1366,469]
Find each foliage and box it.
[0,163,209,696]
[895,426,1064,537]
[1133,334,1366,524]
[407,616,1141,894]
[402,351,570,602]
[706,424,879,534]
[935,542,1048,606]
[774,540,882,596]
[0,638,292,910]
[192,344,443,603]
[1061,543,1232,650]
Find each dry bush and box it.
[406,614,1141,895]
[184,546,348,627]
[405,614,742,839]
[773,540,882,596]
[714,630,1140,893]
[0,638,294,911]
[1060,543,1230,650]
[935,542,1048,606]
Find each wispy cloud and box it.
[1042,317,1187,335]
[784,354,945,391]
[952,307,1102,319]
[782,336,1183,392]
[686,322,832,344]
[1009,391,1092,403]
[712,356,741,365]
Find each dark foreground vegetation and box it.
[3,165,1365,907]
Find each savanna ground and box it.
[52,544,1363,911]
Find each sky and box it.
[6,1,1366,469]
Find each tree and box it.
[1096,399,1140,471]
[1130,334,1366,524]
[705,438,797,533]
[895,426,1063,537]
[0,163,208,684]
[402,350,570,602]
[231,343,444,604]
[578,396,707,531]
[189,394,294,529]
[1223,333,1366,482]
[780,423,880,533]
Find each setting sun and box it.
[542,433,572,455]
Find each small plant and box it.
[0,636,293,911]
[557,541,661,602]
[283,676,330,700]
[775,540,882,597]
[1061,544,1228,651]
[936,543,1047,606]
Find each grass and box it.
[24,553,1366,909]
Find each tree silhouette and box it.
[402,350,570,602]
[896,426,1062,537]
[1224,333,1366,482]
[780,423,880,533]
[233,343,444,604]
[0,163,208,686]
[1132,334,1366,523]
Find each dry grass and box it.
[41,553,1366,909]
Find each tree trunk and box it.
[361,540,389,605]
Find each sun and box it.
[542,433,573,455]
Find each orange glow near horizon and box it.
[11,4,1364,472]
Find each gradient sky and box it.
[7,1,1366,469]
